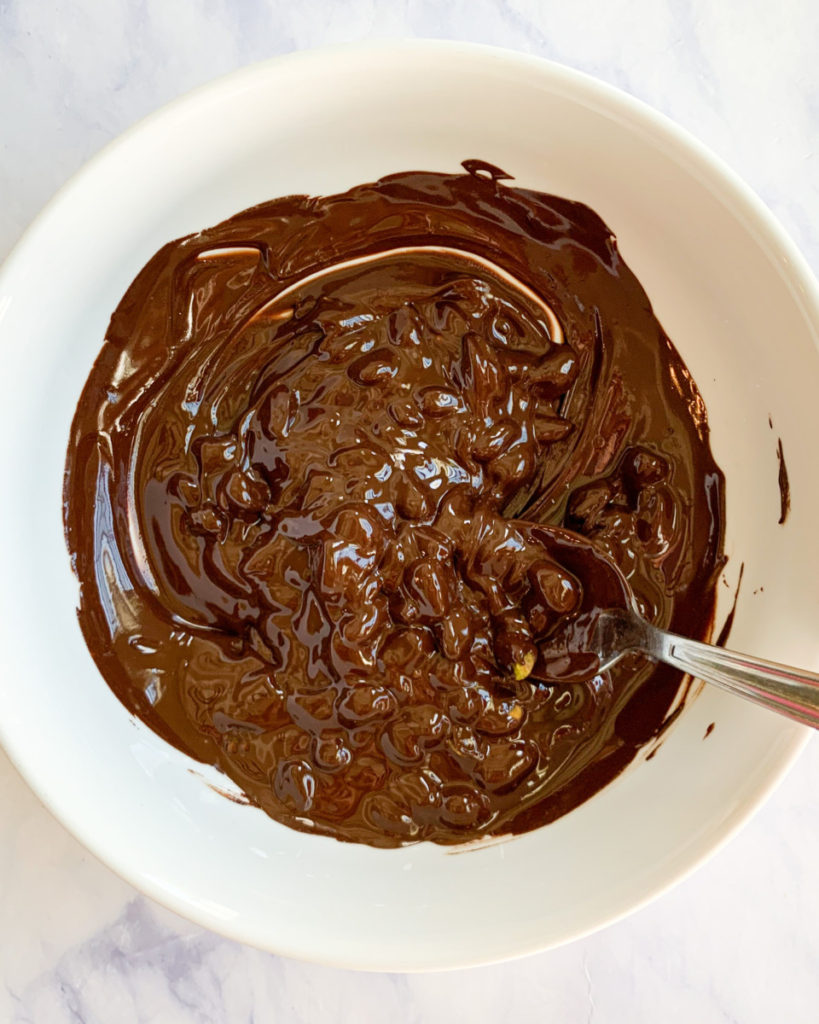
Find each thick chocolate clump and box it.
[63,162,725,846]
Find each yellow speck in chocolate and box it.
[513,652,537,681]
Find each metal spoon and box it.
[526,525,819,730]
[588,606,819,729]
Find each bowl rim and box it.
[0,38,816,971]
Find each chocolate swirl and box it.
[63,162,725,846]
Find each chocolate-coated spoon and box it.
[524,525,819,730]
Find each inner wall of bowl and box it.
[1,46,817,968]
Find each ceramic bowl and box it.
[1,41,818,970]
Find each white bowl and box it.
[1,41,818,971]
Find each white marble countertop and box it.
[2,2,818,1021]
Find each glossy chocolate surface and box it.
[64,162,725,846]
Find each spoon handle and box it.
[649,626,819,729]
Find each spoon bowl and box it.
[524,523,819,729]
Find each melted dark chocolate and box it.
[715,562,744,649]
[63,162,725,846]
[776,438,790,525]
